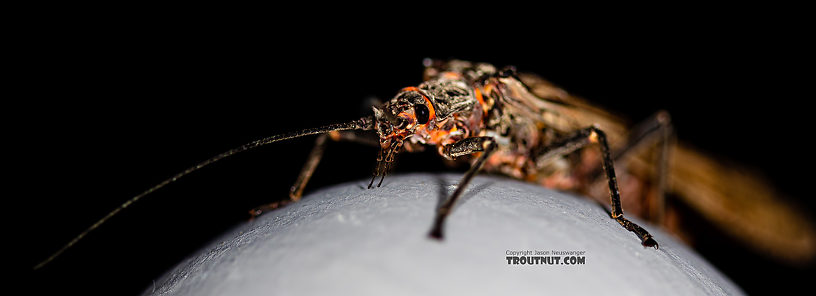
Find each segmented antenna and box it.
[34,116,374,270]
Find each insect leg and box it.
[289,131,378,201]
[612,111,673,161]
[429,136,497,240]
[539,126,659,249]
[611,111,673,224]
[250,131,378,217]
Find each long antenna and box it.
[34,116,374,270]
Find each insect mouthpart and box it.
[372,107,418,146]
[367,87,437,189]
[368,136,404,189]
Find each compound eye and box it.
[414,104,430,125]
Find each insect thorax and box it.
[420,60,577,182]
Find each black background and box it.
[15,13,814,296]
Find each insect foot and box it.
[428,214,447,240]
[643,235,659,249]
[428,228,444,240]
[248,200,293,220]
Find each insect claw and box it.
[248,200,293,219]
[248,209,263,219]
[428,227,444,240]
[642,236,659,249]
[429,214,447,240]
